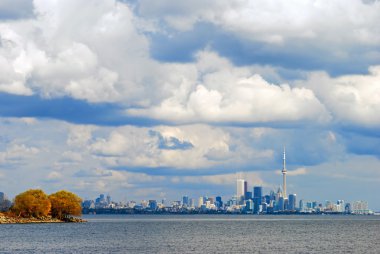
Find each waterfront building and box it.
[264,195,270,205]
[253,186,263,213]
[189,198,195,208]
[246,199,254,212]
[345,203,352,214]
[182,196,189,207]
[352,201,370,214]
[288,194,297,211]
[149,200,157,210]
[215,196,223,208]
[141,200,149,208]
[336,200,345,213]
[278,197,285,211]
[237,179,247,204]
[198,197,205,208]
[245,191,252,200]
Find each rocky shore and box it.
[0,213,86,224]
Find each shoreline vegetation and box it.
[0,189,85,224]
[0,212,86,224]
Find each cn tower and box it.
[282,146,287,198]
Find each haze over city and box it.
[0,0,380,210]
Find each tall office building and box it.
[215,196,223,208]
[278,196,285,211]
[282,147,287,199]
[253,186,263,213]
[253,186,263,199]
[198,196,204,207]
[236,179,247,203]
[182,196,189,207]
[288,194,297,211]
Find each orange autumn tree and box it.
[12,189,51,218]
[49,190,82,220]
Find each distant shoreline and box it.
[82,209,377,216]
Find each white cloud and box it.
[128,51,331,124]
[46,171,63,181]
[0,0,152,103]
[302,66,380,127]
[0,143,39,164]
[177,171,267,187]
[67,125,95,147]
[137,0,380,45]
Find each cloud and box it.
[137,0,380,45]
[0,0,152,103]
[137,1,380,75]
[45,171,63,182]
[149,130,194,150]
[302,66,380,128]
[127,51,331,125]
[0,143,39,164]
[178,171,267,187]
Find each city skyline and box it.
[0,1,380,210]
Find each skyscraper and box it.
[182,196,189,207]
[282,147,287,199]
[236,179,246,203]
[288,194,297,211]
[253,186,263,214]
[215,196,223,208]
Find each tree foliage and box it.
[12,189,51,218]
[49,190,82,219]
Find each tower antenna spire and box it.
[282,146,287,198]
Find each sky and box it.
[0,0,379,210]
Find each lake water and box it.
[0,215,379,253]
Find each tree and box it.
[12,189,51,218]
[49,190,82,220]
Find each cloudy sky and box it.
[0,0,379,209]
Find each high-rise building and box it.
[352,201,369,214]
[253,186,263,199]
[189,198,195,208]
[336,200,345,213]
[278,197,285,211]
[246,199,254,211]
[253,186,263,214]
[198,196,205,207]
[149,200,157,210]
[215,196,223,208]
[182,196,189,207]
[236,179,246,203]
[245,191,252,200]
[288,194,297,211]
